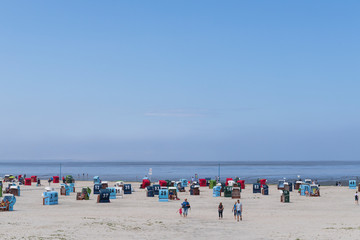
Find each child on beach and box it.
[177,208,183,216]
[232,202,237,220]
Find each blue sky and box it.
[0,1,359,161]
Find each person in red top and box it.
[62,176,65,183]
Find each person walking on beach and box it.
[218,202,224,220]
[355,192,359,205]
[235,199,242,222]
[181,198,191,217]
[232,201,237,220]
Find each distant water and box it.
[0,161,359,184]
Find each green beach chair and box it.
[224,186,233,197]
[66,175,74,183]
[282,190,290,203]
[209,180,217,189]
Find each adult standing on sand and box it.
[181,198,191,217]
[235,199,242,222]
[355,192,359,205]
[218,202,224,220]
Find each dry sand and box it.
[0,181,359,240]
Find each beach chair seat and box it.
[93,176,101,184]
[310,185,320,197]
[66,175,74,184]
[192,186,200,195]
[262,185,269,195]
[158,188,169,202]
[152,185,160,195]
[212,186,221,197]
[60,184,70,196]
[69,183,75,193]
[97,189,110,203]
[237,180,245,189]
[124,184,132,194]
[0,195,16,211]
[114,187,123,198]
[224,186,232,197]
[253,183,261,193]
[225,178,233,186]
[53,176,60,183]
[180,179,188,188]
[159,180,167,187]
[24,178,32,186]
[146,186,154,197]
[232,187,241,199]
[43,191,58,205]
[93,184,101,195]
[107,187,117,199]
[259,179,267,187]
[281,190,290,203]
[141,179,151,189]
[168,187,178,200]
[209,180,217,189]
[349,180,356,189]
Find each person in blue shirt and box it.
[232,201,237,220]
[181,198,191,217]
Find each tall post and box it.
[218,163,220,182]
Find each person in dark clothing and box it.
[218,202,224,220]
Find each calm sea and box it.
[0,161,359,184]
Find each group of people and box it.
[178,198,243,222]
[0,199,10,211]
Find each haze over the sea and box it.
[1,1,359,162]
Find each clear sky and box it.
[0,1,359,162]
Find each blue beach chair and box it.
[349,180,356,189]
[124,184,132,194]
[98,189,110,203]
[153,184,160,195]
[93,176,101,184]
[159,188,169,202]
[94,184,101,194]
[43,191,58,205]
[0,195,16,211]
[213,185,221,197]
[107,187,117,199]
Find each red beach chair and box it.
[24,178,32,186]
[237,180,245,189]
[199,179,207,187]
[159,180,167,187]
[226,178,233,186]
[141,179,150,189]
[53,176,60,183]
[259,179,267,188]
[31,176,37,183]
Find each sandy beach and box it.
[0,181,359,240]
